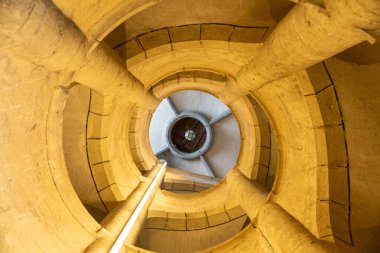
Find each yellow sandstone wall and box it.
[0,1,379,253]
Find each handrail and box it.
[109,161,167,253]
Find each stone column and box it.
[226,170,345,252]
[0,0,158,110]
[234,0,379,91]
[0,0,87,72]
[257,203,345,253]
[74,42,158,110]
[326,0,380,36]
[225,169,268,219]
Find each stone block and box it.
[330,202,351,244]
[87,113,108,138]
[201,24,233,41]
[316,201,333,238]
[104,24,126,48]
[114,44,126,59]
[324,126,347,167]
[316,86,342,126]
[178,71,196,83]
[99,184,124,210]
[230,27,268,43]
[102,96,113,115]
[305,62,332,94]
[314,125,347,167]
[305,94,324,127]
[194,182,212,192]
[126,53,146,67]
[166,212,186,230]
[194,71,226,83]
[206,206,230,226]
[125,38,144,60]
[128,132,139,149]
[186,212,208,230]
[163,178,173,190]
[201,40,230,50]
[256,164,269,186]
[317,166,330,200]
[161,73,179,85]
[90,91,105,115]
[267,176,276,190]
[305,85,342,127]
[169,25,200,43]
[225,203,246,220]
[329,166,349,205]
[139,29,170,52]
[172,179,195,192]
[249,163,260,180]
[172,40,202,50]
[87,139,109,165]
[92,161,115,191]
[259,124,271,147]
[136,161,147,172]
[130,148,142,164]
[145,210,167,229]
[146,44,172,59]
[259,146,270,167]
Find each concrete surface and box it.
[149,90,240,178]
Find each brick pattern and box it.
[128,106,155,172]
[247,96,277,190]
[86,90,159,211]
[162,178,215,193]
[106,23,269,61]
[305,62,352,244]
[86,91,115,211]
[145,203,247,231]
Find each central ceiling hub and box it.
[171,117,206,152]
[166,112,212,159]
[184,130,196,141]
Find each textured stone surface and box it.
[1,1,380,253]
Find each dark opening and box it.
[170,117,207,153]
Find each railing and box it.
[109,160,167,253]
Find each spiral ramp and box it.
[0,1,380,253]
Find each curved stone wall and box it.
[1,1,380,253]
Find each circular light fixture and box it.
[184,130,196,141]
[166,111,213,160]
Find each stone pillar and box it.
[0,0,87,72]
[74,42,158,110]
[219,78,250,105]
[0,0,158,110]
[226,170,345,252]
[225,169,268,219]
[234,0,378,91]
[257,203,345,253]
[326,0,380,36]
